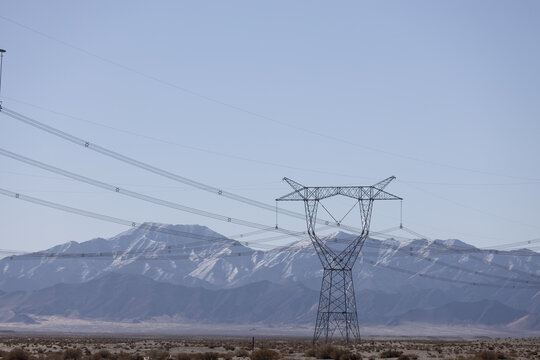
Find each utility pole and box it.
[0,49,6,107]
[277,177,401,343]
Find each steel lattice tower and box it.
[277,177,401,343]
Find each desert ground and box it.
[0,335,538,360]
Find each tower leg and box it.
[313,268,360,343]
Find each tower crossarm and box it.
[277,177,402,202]
[372,176,396,191]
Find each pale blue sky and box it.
[0,1,539,252]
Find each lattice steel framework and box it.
[277,177,401,343]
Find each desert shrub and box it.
[235,349,250,358]
[313,345,336,359]
[468,352,512,360]
[194,353,218,360]
[339,353,362,360]
[305,348,316,358]
[334,350,348,360]
[308,346,355,360]
[91,350,115,360]
[250,349,280,360]
[63,349,82,360]
[223,345,235,352]
[116,353,135,360]
[45,352,63,360]
[397,354,418,360]
[380,350,403,359]
[146,351,169,360]
[6,349,31,360]
[222,352,234,360]
[176,353,192,360]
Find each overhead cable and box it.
[2,187,538,286]
[366,260,538,290]
[1,15,538,182]
[0,147,303,238]
[0,107,336,226]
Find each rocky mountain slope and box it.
[0,272,538,333]
[0,273,318,324]
[1,223,539,330]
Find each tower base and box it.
[313,268,360,343]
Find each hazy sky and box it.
[0,1,539,252]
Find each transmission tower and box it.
[277,177,401,343]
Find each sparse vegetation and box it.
[176,353,192,360]
[380,350,403,358]
[194,353,218,360]
[459,351,514,360]
[338,352,362,360]
[0,336,535,360]
[146,350,169,360]
[250,349,280,360]
[63,349,83,360]
[304,345,360,360]
[396,354,418,360]
[91,350,115,360]
[311,345,336,359]
[235,349,250,358]
[6,349,30,360]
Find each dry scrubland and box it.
[0,336,538,360]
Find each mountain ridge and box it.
[0,273,538,333]
[0,272,318,324]
[1,222,539,332]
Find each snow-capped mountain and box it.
[1,222,539,320]
[0,223,262,291]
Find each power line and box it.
[3,236,537,290]
[0,189,312,256]
[0,169,284,193]
[3,106,537,245]
[1,20,538,256]
[0,187,358,260]
[484,237,540,250]
[366,260,538,290]
[8,97,540,189]
[397,179,539,230]
[0,106,537,286]
[377,226,540,279]
[0,106,365,233]
[0,187,299,251]
[2,176,538,293]
[0,147,304,238]
[0,184,519,257]
[0,17,537,292]
[8,240,538,290]
[386,246,540,285]
[2,187,538,287]
[1,14,538,183]
[362,235,540,258]
[3,246,537,290]
[3,96,372,181]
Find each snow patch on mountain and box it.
[0,222,538,320]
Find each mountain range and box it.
[1,223,539,335]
